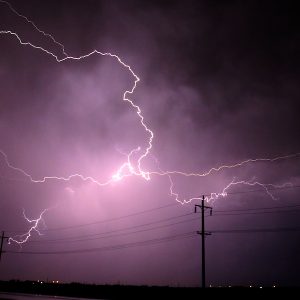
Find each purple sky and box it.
[0,0,299,287]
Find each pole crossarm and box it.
[195,204,213,215]
[197,231,212,236]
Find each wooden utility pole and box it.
[195,196,212,288]
[0,231,8,262]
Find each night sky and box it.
[0,0,299,287]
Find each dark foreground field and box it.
[0,280,296,299]
[1,280,199,300]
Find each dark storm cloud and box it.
[0,0,299,287]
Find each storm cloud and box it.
[0,0,299,287]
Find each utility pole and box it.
[195,196,212,288]
[0,231,8,262]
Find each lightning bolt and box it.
[1,1,299,244]
[166,174,293,204]
[0,27,153,182]
[0,26,153,181]
[157,154,299,204]
[0,0,68,58]
[205,178,293,203]
[8,209,48,246]
[150,152,300,178]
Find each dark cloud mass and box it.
[0,0,299,287]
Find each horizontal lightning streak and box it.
[167,175,294,204]
[0,149,115,186]
[150,152,300,178]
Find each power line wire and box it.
[214,203,300,213]
[211,227,300,233]
[7,231,197,255]
[212,209,300,217]
[6,203,300,238]
[46,203,180,231]
[37,211,193,235]
[41,184,300,232]
[4,185,300,234]
[28,216,200,244]
[5,202,181,233]
[7,226,300,255]
[16,207,300,244]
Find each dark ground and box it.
[0,280,298,299]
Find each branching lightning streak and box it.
[0,0,68,57]
[205,178,293,203]
[150,152,300,178]
[8,209,48,246]
[0,1,299,244]
[0,28,152,182]
[0,149,115,186]
[166,175,293,204]
[0,1,153,245]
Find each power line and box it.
[48,204,300,235]
[42,211,192,233]
[212,209,300,217]
[38,184,300,232]
[5,202,181,234]
[27,216,199,244]
[211,227,300,234]
[24,207,300,244]
[6,226,300,255]
[6,204,300,241]
[214,203,300,213]
[38,212,193,237]
[6,231,197,255]
[4,185,300,234]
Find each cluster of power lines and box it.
[1,184,299,256]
